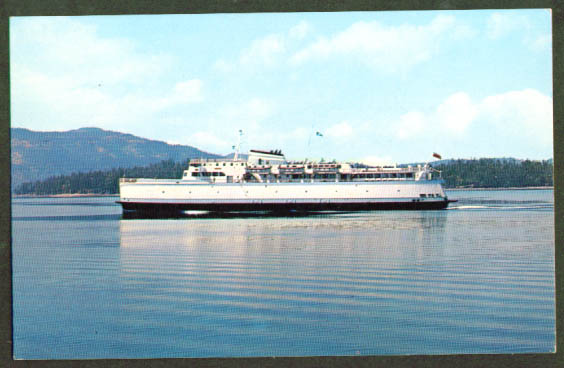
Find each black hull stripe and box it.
[118,200,451,213]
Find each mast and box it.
[234,129,243,161]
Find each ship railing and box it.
[190,158,246,163]
[120,178,138,183]
[247,165,272,170]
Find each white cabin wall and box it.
[120,181,445,201]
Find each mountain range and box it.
[11,127,553,191]
[11,127,222,188]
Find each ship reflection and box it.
[122,210,361,220]
[118,211,448,264]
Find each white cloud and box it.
[436,92,477,135]
[451,24,478,40]
[289,21,312,40]
[213,59,234,73]
[486,12,550,52]
[325,121,354,139]
[138,79,204,111]
[188,131,230,151]
[486,13,528,39]
[290,15,460,72]
[284,126,309,140]
[215,21,312,71]
[171,79,204,104]
[10,17,203,133]
[209,98,275,151]
[479,89,553,145]
[239,34,285,67]
[526,33,551,52]
[359,155,394,166]
[396,111,426,140]
[393,89,552,147]
[227,98,274,123]
[11,17,171,85]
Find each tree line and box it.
[13,158,553,195]
[14,159,188,195]
[432,158,553,188]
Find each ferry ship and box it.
[117,149,456,215]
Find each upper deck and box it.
[121,148,441,184]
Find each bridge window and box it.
[420,194,427,198]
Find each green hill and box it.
[11,127,222,189]
[432,158,553,188]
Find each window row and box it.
[192,172,226,177]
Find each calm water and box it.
[12,190,555,359]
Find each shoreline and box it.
[11,186,554,198]
[12,193,119,198]
[446,186,553,191]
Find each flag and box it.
[316,131,323,137]
[433,152,442,160]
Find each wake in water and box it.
[449,204,553,211]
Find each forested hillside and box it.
[11,127,221,188]
[14,159,188,195]
[432,158,553,188]
[13,157,553,195]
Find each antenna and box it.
[234,129,243,161]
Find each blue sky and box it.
[10,10,552,164]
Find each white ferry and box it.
[117,149,456,215]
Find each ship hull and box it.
[118,180,453,215]
[118,198,451,215]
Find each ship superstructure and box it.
[118,149,455,214]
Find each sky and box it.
[10,10,553,164]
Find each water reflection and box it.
[117,212,451,330]
[121,210,355,220]
[118,212,448,264]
